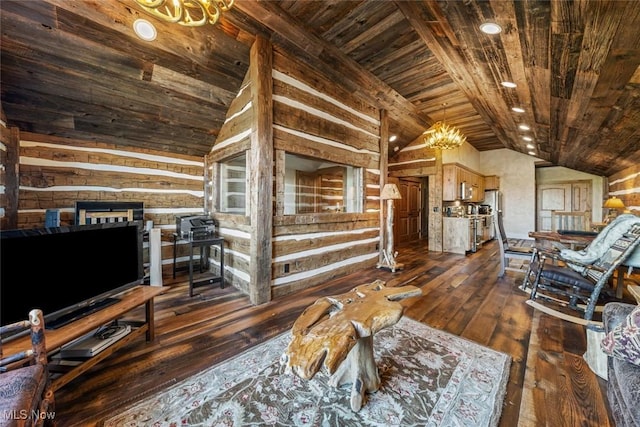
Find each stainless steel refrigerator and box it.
[484,190,502,214]
[484,190,501,240]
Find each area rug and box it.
[104,317,511,426]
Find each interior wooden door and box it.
[536,181,592,230]
[571,182,591,212]
[396,179,421,244]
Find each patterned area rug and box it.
[105,317,511,426]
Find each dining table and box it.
[528,230,597,250]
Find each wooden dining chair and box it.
[493,211,534,277]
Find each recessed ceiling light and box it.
[480,22,502,35]
[512,107,525,113]
[501,81,517,88]
[522,136,533,141]
[133,19,157,42]
[518,124,530,131]
[528,151,536,156]
[526,143,535,149]
[389,135,397,142]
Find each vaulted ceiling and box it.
[1,0,639,177]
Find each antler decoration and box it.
[135,0,234,27]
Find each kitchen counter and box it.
[444,213,493,219]
[464,214,493,219]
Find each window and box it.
[219,153,247,214]
[284,153,362,215]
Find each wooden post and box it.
[429,149,444,251]
[248,35,274,305]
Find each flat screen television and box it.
[1,221,144,330]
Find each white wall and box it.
[442,141,481,171]
[479,149,538,240]
[535,166,605,222]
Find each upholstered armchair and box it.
[601,302,640,427]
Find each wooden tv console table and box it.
[3,285,168,392]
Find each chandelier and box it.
[135,0,234,27]
[422,104,466,150]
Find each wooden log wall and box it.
[0,115,10,229]
[3,130,204,275]
[271,47,382,298]
[608,164,640,213]
[206,68,253,296]
[388,136,438,177]
[206,42,385,302]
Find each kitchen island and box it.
[443,214,493,255]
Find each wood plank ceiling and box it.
[1,0,639,177]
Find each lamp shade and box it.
[603,196,625,209]
[381,183,402,200]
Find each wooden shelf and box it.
[3,285,169,391]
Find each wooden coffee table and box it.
[282,279,422,412]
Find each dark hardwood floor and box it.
[53,238,623,426]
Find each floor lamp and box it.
[377,183,404,272]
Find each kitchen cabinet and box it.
[443,217,471,254]
[477,215,493,243]
[443,164,460,201]
[474,175,485,201]
[484,175,500,190]
[443,164,485,202]
[443,215,493,255]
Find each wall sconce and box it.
[377,183,403,272]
